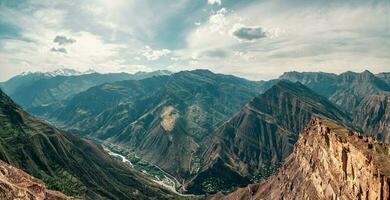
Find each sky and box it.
[0,0,389,81]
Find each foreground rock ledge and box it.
[0,160,77,200]
[212,117,390,200]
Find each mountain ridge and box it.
[1,70,172,109]
[279,70,390,143]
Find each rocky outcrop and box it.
[160,106,180,132]
[215,118,390,200]
[0,160,76,200]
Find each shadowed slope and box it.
[186,81,351,194]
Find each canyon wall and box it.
[214,118,390,200]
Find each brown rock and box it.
[0,160,77,200]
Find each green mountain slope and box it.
[0,89,179,200]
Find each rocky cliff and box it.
[215,118,390,200]
[0,160,76,200]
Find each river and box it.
[102,146,197,197]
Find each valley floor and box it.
[99,139,200,198]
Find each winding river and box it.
[102,146,196,197]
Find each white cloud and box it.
[32,8,66,26]
[170,56,181,61]
[186,8,235,50]
[208,0,222,5]
[179,1,390,80]
[0,28,128,78]
[141,46,171,61]
[117,64,152,73]
[1,0,390,81]
[234,51,255,60]
[208,8,228,33]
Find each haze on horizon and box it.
[0,0,389,82]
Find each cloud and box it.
[185,7,236,50]
[231,25,267,41]
[1,0,390,82]
[234,51,255,60]
[204,49,228,58]
[208,8,228,33]
[141,46,171,61]
[118,64,152,73]
[53,35,76,45]
[51,47,67,53]
[208,0,222,5]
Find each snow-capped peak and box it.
[19,68,97,77]
[46,68,96,77]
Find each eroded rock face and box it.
[215,118,390,200]
[160,106,180,132]
[0,160,76,200]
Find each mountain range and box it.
[0,69,389,199]
[32,69,266,181]
[279,70,390,143]
[0,69,172,109]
